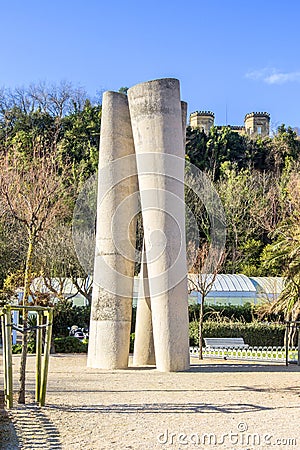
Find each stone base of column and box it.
[87,320,132,369]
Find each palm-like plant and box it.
[269,225,300,320]
[259,173,300,344]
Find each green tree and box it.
[118,87,129,95]
[186,125,251,180]
[217,165,264,273]
[58,100,101,186]
[0,82,89,155]
[185,126,208,169]
[259,171,300,325]
[267,125,300,174]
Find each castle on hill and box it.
[189,111,270,138]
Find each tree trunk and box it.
[18,319,28,404]
[290,311,299,347]
[18,234,34,404]
[198,295,204,360]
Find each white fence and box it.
[190,346,299,363]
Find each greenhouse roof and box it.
[188,274,256,293]
[249,277,284,295]
[188,274,284,297]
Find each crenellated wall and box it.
[190,110,270,137]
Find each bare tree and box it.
[0,81,89,118]
[188,242,224,359]
[0,152,69,403]
[35,224,93,305]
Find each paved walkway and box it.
[0,354,299,449]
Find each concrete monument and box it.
[88,78,190,372]
[87,91,138,369]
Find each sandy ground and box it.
[0,353,299,450]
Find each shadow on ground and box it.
[47,384,300,396]
[45,401,272,414]
[188,362,300,373]
[0,392,62,450]
[0,392,19,450]
[229,384,300,395]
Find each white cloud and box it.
[245,68,271,81]
[246,68,300,84]
[265,72,300,84]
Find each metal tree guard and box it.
[0,304,53,408]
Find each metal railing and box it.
[190,345,299,364]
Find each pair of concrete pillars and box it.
[87,78,190,372]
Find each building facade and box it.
[190,111,270,138]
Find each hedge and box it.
[12,337,88,354]
[53,336,88,353]
[189,321,286,347]
[52,303,91,338]
[11,324,286,354]
[52,303,137,337]
[188,303,284,324]
[53,335,135,354]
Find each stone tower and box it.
[244,112,270,137]
[189,111,214,133]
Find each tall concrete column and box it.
[128,78,190,372]
[181,101,187,148]
[87,91,138,369]
[133,99,188,367]
[133,242,156,366]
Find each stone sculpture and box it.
[88,78,190,372]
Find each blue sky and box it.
[1,0,300,129]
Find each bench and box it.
[204,337,249,349]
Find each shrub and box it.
[12,337,88,353]
[12,340,36,354]
[188,303,284,323]
[12,343,22,354]
[189,303,255,323]
[53,336,88,353]
[131,308,136,333]
[189,320,286,347]
[52,302,91,337]
[130,333,135,353]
